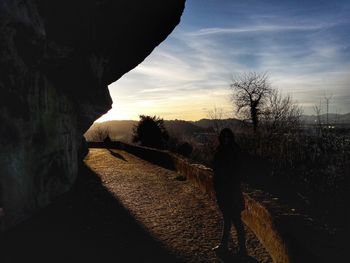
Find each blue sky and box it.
[98,0,350,121]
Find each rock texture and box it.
[0,0,185,229]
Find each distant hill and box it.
[164,120,206,137]
[84,120,136,142]
[85,113,350,142]
[301,113,350,124]
[193,118,242,129]
[84,119,208,142]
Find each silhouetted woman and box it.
[212,128,247,255]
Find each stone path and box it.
[85,148,272,263]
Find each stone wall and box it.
[0,0,185,229]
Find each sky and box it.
[97,0,350,122]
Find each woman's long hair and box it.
[218,128,235,146]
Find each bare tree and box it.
[207,106,227,134]
[230,72,272,131]
[87,125,110,142]
[261,89,303,134]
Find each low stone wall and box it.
[88,142,339,262]
[242,194,292,263]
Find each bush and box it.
[132,115,169,149]
[176,142,193,157]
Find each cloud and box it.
[187,24,332,37]
[97,1,350,121]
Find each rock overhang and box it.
[0,0,186,230]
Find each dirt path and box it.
[1,148,272,263]
[85,148,272,263]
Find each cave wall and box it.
[0,0,185,229]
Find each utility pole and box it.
[324,94,333,126]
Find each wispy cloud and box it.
[188,24,334,36]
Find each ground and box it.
[1,148,272,263]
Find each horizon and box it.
[96,0,350,122]
[94,111,350,123]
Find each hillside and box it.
[193,118,242,129]
[84,112,350,142]
[301,112,350,124]
[84,119,207,142]
[164,120,206,137]
[84,120,137,142]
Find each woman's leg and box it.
[220,211,232,248]
[232,214,247,254]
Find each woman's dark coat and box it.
[213,142,245,214]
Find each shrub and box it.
[132,115,169,149]
[176,142,193,157]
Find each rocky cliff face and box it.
[0,0,185,229]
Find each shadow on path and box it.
[108,149,128,162]
[0,163,183,263]
[216,252,259,263]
